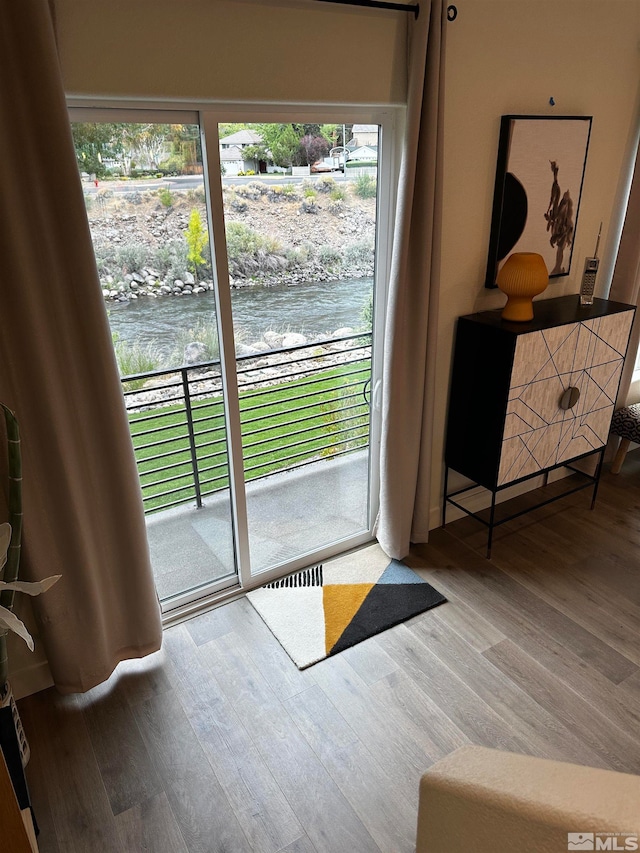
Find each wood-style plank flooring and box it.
[18,450,640,852]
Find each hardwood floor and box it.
[17,450,640,852]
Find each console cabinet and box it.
[444,296,635,554]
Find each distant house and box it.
[219,129,265,175]
[346,144,378,163]
[349,124,379,148]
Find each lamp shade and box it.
[496,252,549,321]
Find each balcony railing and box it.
[121,333,372,514]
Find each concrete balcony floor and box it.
[145,450,370,601]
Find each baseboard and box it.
[9,662,54,701]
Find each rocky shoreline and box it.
[88,182,376,302]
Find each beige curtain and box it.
[376,0,446,558]
[609,142,640,405]
[0,1,162,693]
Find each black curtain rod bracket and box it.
[314,0,419,19]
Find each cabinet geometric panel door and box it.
[446,296,635,492]
[499,311,633,485]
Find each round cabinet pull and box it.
[559,386,580,410]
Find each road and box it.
[82,172,354,195]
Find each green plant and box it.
[281,183,296,195]
[354,173,377,199]
[225,222,284,278]
[157,187,174,207]
[345,242,374,268]
[360,292,373,330]
[184,208,209,281]
[172,319,220,365]
[303,187,317,199]
[317,176,336,193]
[318,245,342,271]
[0,406,60,685]
[330,187,346,201]
[114,340,164,389]
[116,243,148,274]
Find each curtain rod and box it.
[314,0,420,19]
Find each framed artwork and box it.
[485,115,592,288]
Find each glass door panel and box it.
[70,114,238,605]
[217,120,379,576]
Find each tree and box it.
[298,134,329,166]
[258,123,304,168]
[184,209,209,282]
[71,122,122,177]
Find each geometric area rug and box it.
[246,543,446,669]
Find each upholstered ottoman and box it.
[610,403,640,473]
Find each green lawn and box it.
[129,360,371,513]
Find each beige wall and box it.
[55,0,407,104]
[432,0,640,526]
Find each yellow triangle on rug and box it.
[323,583,374,652]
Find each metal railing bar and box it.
[234,338,371,372]
[242,426,370,465]
[192,453,229,473]
[127,391,186,410]
[240,398,367,433]
[243,440,368,475]
[239,379,370,414]
[139,467,195,485]
[237,348,371,372]
[242,412,370,452]
[237,363,371,395]
[142,481,196,501]
[132,432,191,453]
[138,456,195,477]
[130,416,188,436]
[122,333,371,389]
[189,404,225,418]
[193,434,228,449]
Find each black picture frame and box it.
[485,115,592,288]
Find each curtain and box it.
[0,2,162,693]
[375,0,446,558]
[609,141,640,406]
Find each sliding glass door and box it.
[69,105,396,614]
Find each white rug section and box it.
[322,544,390,585]
[248,586,326,667]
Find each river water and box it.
[107,276,373,359]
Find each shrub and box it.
[354,173,377,199]
[281,183,297,196]
[285,244,314,267]
[330,187,346,201]
[152,239,189,280]
[172,319,220,365]
[229,195,248,213]
[303,187,317,199]
[360,293,373,330]
[345,242,374,268]
[157,187,174,208]
[300,199,318,214]
[184,209,209,280]
[186,187,206,204]
[114,340,164,390]
[225,222,285,278]
[116,243,148,275]
[318,246,342,271]
[317,176,336,194]
[327,199,345,216]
